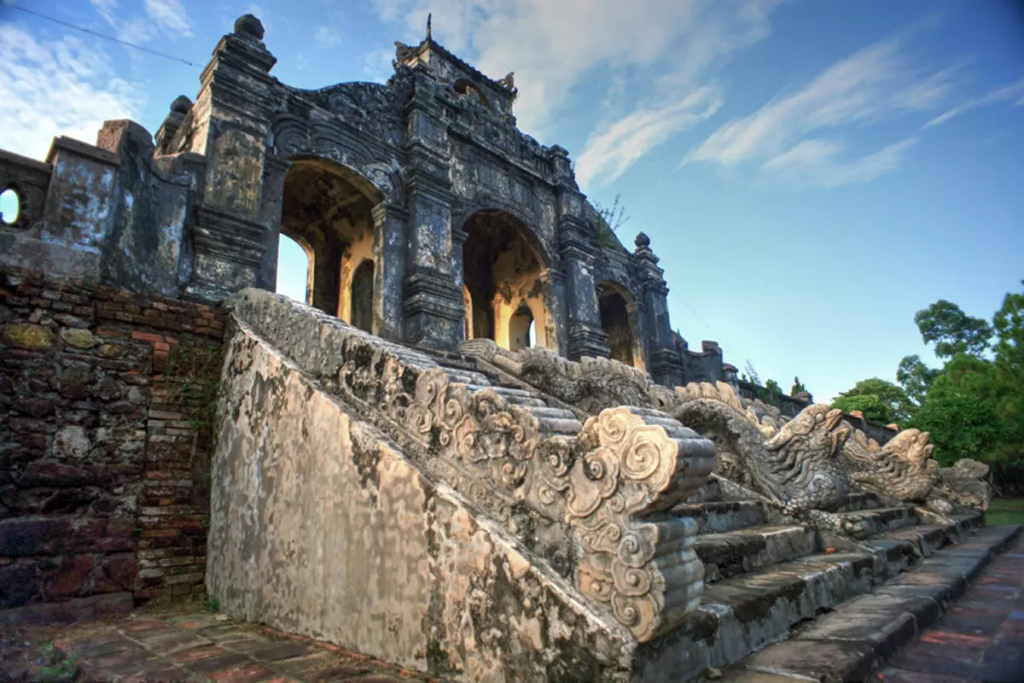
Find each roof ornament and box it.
[426,12,432,40]
[499,72,515,90]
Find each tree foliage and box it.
[832,394,891,424]
[913,299,993,358]
[896,354,941,406]
[834,378,915,424]
[887,282,1024,492]
[791,376,806,395]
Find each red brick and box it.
[131,331,165,343]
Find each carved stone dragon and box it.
[458,339,992,515]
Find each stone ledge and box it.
[0,591,133,627]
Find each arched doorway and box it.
[279,159,382,329]
[598,283,639,368]
[276,233,312,304]
[462,210,549,350]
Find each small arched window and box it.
[0,187,21,227]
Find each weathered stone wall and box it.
[209,319,635,681]
[0,266,224,614]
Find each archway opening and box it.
[462,210,548,350]
[351,259,374,332]
[276,233,312,304]
[509,306,534,352]
[598,284,636,367]
[279,159,381,327]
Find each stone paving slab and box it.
[0,609,440,683]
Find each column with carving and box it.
[185,14,278,302]
[401,65,464,348]
[633,232,684,387]
[625,299,648,370]
[550,146,609,360]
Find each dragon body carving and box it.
[459,339,992,515]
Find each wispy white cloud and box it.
[576,87,722,187]
[686,34,953,186]
[89,0,193,44]
[313,25,342,48]
[923,76,1024,128]
[0,24,143,160]
[763,137,919,187]
[363,48,395,83]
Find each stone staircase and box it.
[648,478,1021,681]
[217,290,1021,683]
[441,349,1023,682]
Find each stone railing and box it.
[227,289,715,641]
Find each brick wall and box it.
[0,266,225,613]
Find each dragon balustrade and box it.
[459,339,991,524]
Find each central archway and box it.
[278,159,382,332]
[462,210,550,350]
[597,282,642,369]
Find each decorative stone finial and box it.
[170,95,193,114]
[635,232,651,250]
[426,13,432,40]
[234,14,265,40]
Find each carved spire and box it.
[426,12,432,40]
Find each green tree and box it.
[834,378,915,424]
[907,354,1006,467]
[791,376,806,395]
[743,360,761,387]
[991,282,1024,465]
[832,394,891,424]
[896,354,941,406]
[765,379,782,395]
[913,299,993,358]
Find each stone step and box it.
[677,552,877,673]
[464,383,548,407]
[681,479,722,504]
[674,500,766,534]
[836,505,920,536]
[693,525,817,583]
[717,524,1022,683]
[838,491,883,512]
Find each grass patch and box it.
[986,497,1024,526]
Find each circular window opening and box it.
[0,188,20,226]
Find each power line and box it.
[5,4,201,67]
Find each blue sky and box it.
[1,0,1022,402]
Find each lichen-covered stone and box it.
[2,323,55,350]
[60,327,96,349]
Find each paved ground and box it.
[0,609,440,683]
[878,532,1024,683]
[2,535,1023,682]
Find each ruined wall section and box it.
[0,122,205,301]
[0,266,224,616]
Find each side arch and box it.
[596,280,644,370]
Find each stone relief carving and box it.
[228,295,716,642]
[458,339,993,518]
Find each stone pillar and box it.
[540,268,568,354]
[255,155,291,292]
[373,203,408,341]
[185,15,279,302]
[401,66,463,348]
[633,232,683,387]
[550,146,608,360]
